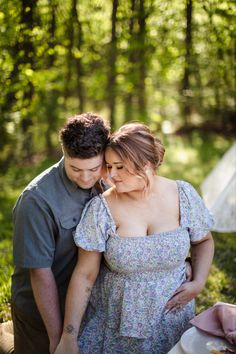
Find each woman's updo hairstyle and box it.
[107,123,165,187]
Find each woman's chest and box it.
[104,229,190,273]
[111,203,179,237]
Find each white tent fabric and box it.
[201,142,236,232]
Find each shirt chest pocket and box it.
[59,214,79,230]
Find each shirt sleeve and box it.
[180,181,215,242]
[74,196,111,252]
[13,191,57,268]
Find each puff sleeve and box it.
[74,196,111,252]
[179,181,215,242]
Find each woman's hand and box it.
[54,336,80,354]
[165,280,204,312]
[166,233,214,313]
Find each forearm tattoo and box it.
[64,324,76,335]
[64,286,92,336]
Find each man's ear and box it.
[61,145,65,156]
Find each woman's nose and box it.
[110,167,117,178]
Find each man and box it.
[2,112,110,354]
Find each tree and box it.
[181,0,193,125]
[107,0,118,128]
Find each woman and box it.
[55,123,214,354]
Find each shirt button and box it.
[73,218,77,222]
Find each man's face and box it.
[64,154,104,189]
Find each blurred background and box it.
[0,0,235,321]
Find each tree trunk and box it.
[137,0,147,121]
[20,0,37,159]
[44,0,58,157]
[64,0,84,112]
[124,0,136,122]
[73,0,85,112]
[64,1,74,103]
[107,0,118,128]
[48,0,56,67]
[182,0,193,125]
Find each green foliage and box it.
[0,0,235,165]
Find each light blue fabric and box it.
[74,180,214,354]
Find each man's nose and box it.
[80,171,91,181]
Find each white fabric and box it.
[201,142,236,232]
[167,342,184,354]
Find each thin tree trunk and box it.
[73,0,85,112]
[64,0,84,112]
[107,0,118,128]
[20,0,37,159]
[182,0,193,125]
[137,0,147,121]
[124,0,136,122]
[44,0,58,157]
[48,0,56,67]
[64,0,75,102]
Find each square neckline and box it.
[100,180,184,239]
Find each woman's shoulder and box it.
[159,177,193,189]
[157,176,179,196]
[158,176,177,187]
[157,177,200,205]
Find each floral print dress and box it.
[74,180,214,354]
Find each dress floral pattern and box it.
[74,180,214,354]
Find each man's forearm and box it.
[30,268,62,351]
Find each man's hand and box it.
[49,336,61,354]
[185,258,192,282]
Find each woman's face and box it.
[105,147,146,193]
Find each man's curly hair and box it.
[59,113,110,158]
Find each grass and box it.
[0,133,235,321]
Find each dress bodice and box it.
[74,180,214,339]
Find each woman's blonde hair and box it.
[107,123,165,187]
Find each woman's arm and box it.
[54,248,102,354]
[166,232,214,311]
[190,232,214,289]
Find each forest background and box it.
[0,0,235,321]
